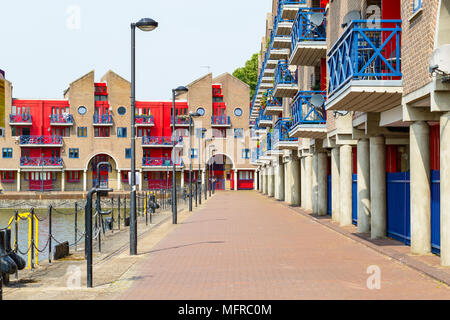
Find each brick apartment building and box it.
[0,70,257,193]
[251,0,450,265]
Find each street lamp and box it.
[204,137,213,200]
[172,86,189,224]
[130,17,158,256]
[198,128,207,205]
[188,111,201,212]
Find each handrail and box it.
[275,60,298,88]
[50,114,74,124]
[135,115,154,124]
[142,136,182,146]
[211,116,231,125]
[142,157,183,166]
[291,8,327,53]
[10,114,32,123]
[274,118,298,142]
[93,114,113,124]
[290,91,327,126]
[19,135,63,145]
[20,157,63,166]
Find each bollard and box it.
[124,194,127,225]
[111,197,114,233]
[14,211,18,280]
[118,195,121,230]
[48,206,52,264]
[199,183,202,205]
[30,208,35,270]
[195,182,198,208]
[74,203,78,252]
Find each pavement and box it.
[5,190,450,300]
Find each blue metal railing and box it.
[274,60,298,88]
[142,136,182,146]
[291,8,327,53]
[20,157,63,166]
[171,116,191,125]
[251,148,261,162]
[327,20,402,98]
[290,91,326,127]
[258,107,273,122]
[265,89,282,108]
[93,114,113,124]
[20,135,62,145]
[9,114,32,124]
[142,157,183,167]
[135,115,154,125]
[273,118,298,144]
[211,116,231,125]
[50,114,74,124]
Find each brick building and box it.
[251,0,450,265]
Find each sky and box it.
[0,0,271,100]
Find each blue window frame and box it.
[234,128,243,138]
[190,148,198,159]
[117,127,127,138]
[125,148,131,159]
[413,0,422,13]
[69,148,79,159]
[77,127,87,137]
[2,148,12,158]
[241,148,250,159]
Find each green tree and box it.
[233,53,258,101]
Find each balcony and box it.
[326,20,402,112]
[93,114,113,126]
[50,114,74,126]
[171,116,191,127]
[251,148,261,164]
[274,60,298,97]
[278,0,307,20]
[257,110,273,128]
[142,157,183,168]
[19,135,63,147]
[274,14,295,37]
[290,8,327,66]
[289,91,327,138]
[135,115,154,127]
[273,118,298,150]
[263,89,283,116]
[20,157,63,169]
[142,136,183,148]
[9,114,32,126]
[211,116,231,127]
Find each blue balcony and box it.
[211,116,231,127]
[19,135,63,147]
[263,89,283,116]
[50,114,74,126]
[20,157,63,168]
[9,114,32,125]
[273,118,298,150]
[274,60,298,97]
[142,157,183,167]
[326,20,402,112]
[251,148,261,163]
[258,107,273,128]
[93,114,113,126]
[142,136,183,147]
[278,0,307,20]
[290,8,327,66]
[135,115,154,127]
[269,30,291,61]
[289,91,327,138]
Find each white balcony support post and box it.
[16,170,21,192]
[340,145,353,226]
[268,165,275,197]
[117,169,122,191]
[357,139,371,233]
[83,170,87,192]
[139,170,143,191]
[370,136,387,239]
[234,169,238,191]
[317,152,328,216]
[331,147,340,223]
[441,112,450,266]
[181,169,185,189]
[275,157,285,201]
[304,155,313,211]
[61,170,65,192]
[312,153,319,214]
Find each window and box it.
[69,148,79,159]
[67,171,81,182]
[121,171,130,182]
[2,148,12,158]
[241,149,250,159]
[94,127,110,137]
[213,128,226,138]
[117,127,127,138]
[234,128,243,138]
[1,171,15,182]
[52,127,70,137]
[78,106,87,115]
[196,107,205,116]
[196,128,206,138]
[239,171,253,180]
[190,148,198,159]
[234,108,243,117]
[118,106,126,115]
[125,148,132,159]
[413,0,422,13]
[77,127,87,137]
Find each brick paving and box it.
[118,191,450,300]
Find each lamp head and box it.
[135,18,158,32]
[189,111,201,118]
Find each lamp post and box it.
[198,128,207,205]
[188,111,201,211]
[130,17,158,255]
[172,86,189,224]
[204,137,213,200]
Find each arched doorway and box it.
[207,153,235,191]
[86,154,117,188]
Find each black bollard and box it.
[118,196,121,230]
[48,206,52,264]
[74,202,78,252]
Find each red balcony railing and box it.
[20,157,63,167]
[142,136,183,146]
[9,114,32,124]
[142,157,183,166]
[20,135,62,145]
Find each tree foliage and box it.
[232,53,258,101]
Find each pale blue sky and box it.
[0,0,270,100]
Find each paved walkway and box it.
[116,191,450,300]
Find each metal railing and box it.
[327,20,402,98]
[135,115,154,125]
[291,8,327,52]
[273,118,298,143]
[19,135,62,145]
[211,116,231,125]
[93,114,113,124]
[274,60,298,88]
[9,114,32,124]
[265,89,283,108]
[20,157,63,167]
[290,91,327,126]
[142,157,183,167]
[171,116,191,125]
[142,136,182,146]
[50,114,74,124]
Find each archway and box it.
[86,153,118,189]
[206,153,235,191]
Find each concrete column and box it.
[441,112,450,266]
[331,147,340,223]
[83,170,87,192]
[117,170,122,191]
[340,145,353,226]
[284,161,292,204]
[254,170,258,190]
[61,171,65,192]
[16,170,20,192]
[181,170,185,189]
[304,155,313,210]
[370,136,386,239]
[139,171,143,191]
[357,139,371,233]
[234,169,238,191]
[317,152,328,216]
[300,157,305,207]
[258,170,263,192]
[410,121,431,254]
[263,167,268,195]
[268,165,275,197]
[275,159,285,201]
[288,156,301,206]
[312,153,319,213]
